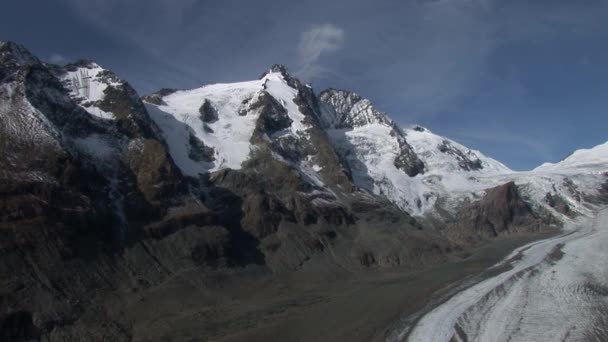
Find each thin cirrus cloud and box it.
[48,54,67,65]
[295,23,345,81]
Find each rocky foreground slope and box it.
[0,41,606,341]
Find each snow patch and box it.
[146,104,213,176]
[327,124,435,214]
[143,70,315,176]
[60,63,122,119]
[145,78,265,174]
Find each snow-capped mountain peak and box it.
[260,68,309,133]
[143,78,264,175]
[260,63,291,79]
[0,41,39,66]
[140,64,319,176]
[5,41,601,220]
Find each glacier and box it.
[399,207,608,342]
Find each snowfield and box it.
[328,122,605,216]
[400,207,608,342]
[143,70,311,176]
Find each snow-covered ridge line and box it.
[404,125,512,174]
[535,141,608,172]
[139,63,606,217]
[44,51,607,219]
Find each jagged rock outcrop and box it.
[199,99,219,123]
[318,89,393,129]
[545,192,574,217]
[141,88,177,106]
[444,182,547,244]
[318,89,424,177]
[249,91,293,140]
[394,134,427,177]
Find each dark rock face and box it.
[318,89,393,129]
[475,182,538,233]
[97,82,157,139]
[438,139,483,171]
[199,99,219,123]
[445,182,545,244]
[208,162,354,271]
[0,311,39,342]
[545,192,574,217]
[208,167,449,272]
[394,135,426,177]
[250,91,293,140]
[187,133,215,162]
[292,83,355,190]
[141,88,177,105]
[122,138,186,203]
[0,41,38,67]
[413,125,425,132]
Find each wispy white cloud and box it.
[296,23,344,80]
[48,53,67,65]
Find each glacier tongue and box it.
[405,207,608,342]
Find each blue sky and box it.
[2,0,607,170]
